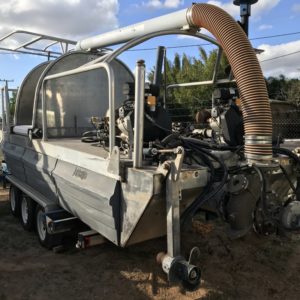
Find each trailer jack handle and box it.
[157,147,201,290]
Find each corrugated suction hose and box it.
[187,4,272,162]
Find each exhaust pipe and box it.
[76,3,272,163]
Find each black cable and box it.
[252,165,268,213]
[145,113,172,133]
[273,147,300,165]
[192,152,215,177]
[187,141,228,184]
[181,136,238,151]
[251,31,300,41]
[260,50,300,63]
[273,146,300,201]
[279,165,297,194]
[161,133,180,146]
[180,140,228,225]
[125,31,300,52]
[81,130,98,143]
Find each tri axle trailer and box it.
[1,1,300,290]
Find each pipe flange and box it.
[228,174,248,194]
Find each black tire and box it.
[20,196,36,231]
[35,205,63,249]
[9,185,21,217]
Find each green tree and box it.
[9,90,17,117]
[266,75,300,103]
[148,48,230,119]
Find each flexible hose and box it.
[273,147,300,165]
[279,165,297,195]
[187,4,272,162]
[81,130,99,143]
[181,136,238,151]
[181,140,228,225]
[273,146,300,201]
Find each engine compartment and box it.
[80,80,300,239]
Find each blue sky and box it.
[1,0,300,90]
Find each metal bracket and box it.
[166,146,184,258]
[158,147,201,290]
[125,116,134,159]
[107,146,120,177]
[172,146,184,181]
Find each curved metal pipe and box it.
[187,4,272,162]
[104,29,219,64]
[41,62,116,154]
[32,51,79,128]
[75,9,189,50]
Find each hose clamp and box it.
[245,153,273,161]
[244,135,272,145]
[186,6,194,26]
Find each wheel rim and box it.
[10,188,16,212]
[21,197,29,224]
[37,210,46,241]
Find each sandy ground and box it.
[0,188,300,300]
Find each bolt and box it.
[176,147,183,154]
[163,163,170,170]
[189,269,198,280]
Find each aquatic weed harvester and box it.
[1,1,300,290]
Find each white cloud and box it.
[292,4,300,13]
[143,0,183,9]
[207,0,280,19]
[258,24,273,31]
[251,0,280,17]
[0,0,119,40]
[258,40,300,78]
[207,0,239,16]
[164,0,183,8]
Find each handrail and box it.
[104,30,220,64]
[41,62,116,154]
[166,78,236,90]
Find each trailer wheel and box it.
[35,205,62,249]
[20,196,35,231]
[9,185,21,217]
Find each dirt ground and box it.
[0,188,300,300]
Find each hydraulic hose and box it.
[181,140,228,225]
[273,146,300,200]
[273,147,300,165]
[187,4,273,163]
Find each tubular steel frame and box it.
[0,30,76,58]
